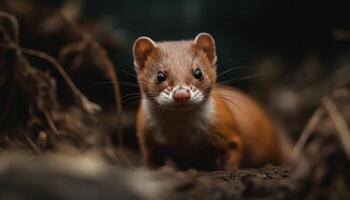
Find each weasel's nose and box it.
[173,89,191,103]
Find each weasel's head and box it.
[133,33,217,111]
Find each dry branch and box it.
[59,12,123,113]
[0,11,109,152]
[291,108,324,158]
[1,44,101,114]
[322,97,350,159]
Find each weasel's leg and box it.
[223,133,243,169]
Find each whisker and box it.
[122,92,140,99]
[115,81,139,87]
[122,96,141,103]
[88,81,114,87]
[117,69,137,79]
[124,100,141,110]
[213,88,248,103]
[217,73,263,85]
[217,66,253,79]
[119,82,140,88]
[217,94,245,102]
[88,81,139,88]
[219,95,247,105]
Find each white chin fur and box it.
[154,86,204,107]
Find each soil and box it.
[160,165,294,200]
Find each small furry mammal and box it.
[133,33,284,170]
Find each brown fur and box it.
[133,33,284,170]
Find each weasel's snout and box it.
[173,88,191,103]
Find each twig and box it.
[58,40,87,64]
[291,108,325,158]
[59,13,122,113]
[43,110,59,133]
[0,12,100,141]
[0,44,101,114]
[322,97,350,159]
[0,12,19,124]
[0,38,61,133]
[1,11,100,115]
[59,13,124,148]
[20,47,101,114]
[0,11,19,43]
[24,132,42,154]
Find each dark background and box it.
[82,0,350,74]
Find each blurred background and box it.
[1,0,350,139]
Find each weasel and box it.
[133,33,284,170]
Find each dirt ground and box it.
[160,165,293,200]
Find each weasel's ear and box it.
[133,36,157,71]
[193,33,217,64]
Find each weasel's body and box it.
[133,33,284,170]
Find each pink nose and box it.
[173,89,191,103]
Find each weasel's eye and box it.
[193,68,203,80]
[156,71,166,83]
